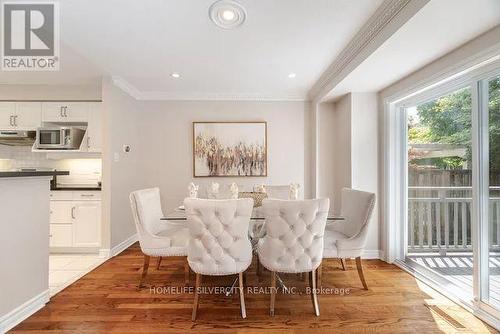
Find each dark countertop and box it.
[0,171,70,178]
[51,187,101,191]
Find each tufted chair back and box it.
[130,188,188,257]
[184,198,254,275]
[130,188,165,237]
[332,188,376,241]
[258,198,330,273]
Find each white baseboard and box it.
[0,289,49,333]
[111,233,138,257]
[362,249,382,259]
[99,248,111,258]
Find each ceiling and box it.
[0,0,383,100]
[324,0,500,101]
[0,0,498,101]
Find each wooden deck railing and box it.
[408,186,500,253]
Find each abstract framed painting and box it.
[193,121,267,177]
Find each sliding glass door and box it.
[399,68,500,320]
[406,86,474,301]
[485,75,500,309]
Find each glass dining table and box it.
[161,209,345,222]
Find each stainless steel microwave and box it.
[36,127,85,150]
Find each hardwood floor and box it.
[10,243,498,333]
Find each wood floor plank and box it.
[9,242,498,333]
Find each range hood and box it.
[0,130,36,146]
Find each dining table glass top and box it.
[162,209,344,221]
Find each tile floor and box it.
[49,254,106,296]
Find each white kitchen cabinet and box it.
[50,201,74,224]
[15,102,42,129]
[42,102,88,122]
[0,102,41,129]
[73,201,101,247]
[49,191,101,249]
[0,102,16,128]
[50,224,73,247]
[86,103,102,152]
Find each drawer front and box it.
[50,201,74,224]
[74,191,101,201]
[50,191,74,201]
[50,224,73,247]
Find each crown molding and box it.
[111,76,308,102]
[309,0,430,102]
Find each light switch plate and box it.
[113,152,120,162]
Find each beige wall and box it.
[332,94,352,213]
[101,79,146,248]
[101,87,311,248]
[317,92,379,254]
[317,102,336,203]
[136,100,310,214]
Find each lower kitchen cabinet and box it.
[49,191,101,249]
[50,225,73,247]
[73,201,101,247]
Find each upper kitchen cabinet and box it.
[0,102,41,130]
[42,102,88,123]
[86,103,102,152]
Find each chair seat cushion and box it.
[323,229,348,258]
[146,225,189,256]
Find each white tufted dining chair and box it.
[322,188,376,290]
[130,188,189,288]
[184,198,254,320]
[258,198,329,316]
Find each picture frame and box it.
[192,121,268,177]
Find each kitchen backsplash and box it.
[0,145,101,185]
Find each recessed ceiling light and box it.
[288,73,297,78]
[209,0,246,30]
[171,73,181,78]
[221,10,236,21]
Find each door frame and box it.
[382,58,500,328]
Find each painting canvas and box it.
[193,122,267,177]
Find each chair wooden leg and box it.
[309,269,320,316]
[138,255,150,288]
[256,255,262,281]
[270,271,276,316]
[184,258,190,285]
[238,272,247,318]
[192,273,202,321]
[355,256,368,290]
[317,263,323,289]
[156,256,162,270]
[340,258,346,271]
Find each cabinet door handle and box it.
[13,115,18,127]
[9,115,14,126]
[64,106,68,117]
[87,136,91,149]
[60,106,64,117]
[71,206,76,219]
[81,194,94,197]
